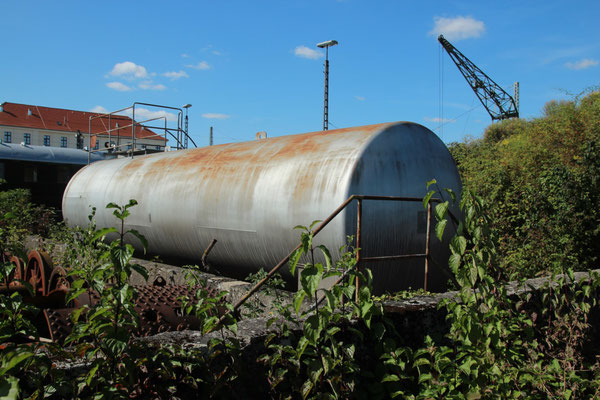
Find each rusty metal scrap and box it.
[1,250,215,343]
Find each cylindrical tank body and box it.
[63,122,461,293]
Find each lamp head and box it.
[317,40,338,48]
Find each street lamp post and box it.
[182,104,192,149]
[317,40,338,131]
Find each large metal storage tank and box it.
[62,122,461,293]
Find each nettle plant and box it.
[65,199,149,397]
[259,222,384,399]
[381,181,600,399]
[174,266,242,396]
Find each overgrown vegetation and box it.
[448,88,600,278]
[1,89,599,397]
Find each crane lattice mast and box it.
[438,35,519,121]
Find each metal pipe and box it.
[131,106,135,158]
[229,195,358,314]
[361,254,428,262]
[424,202,432,291]
[87,118,91,164]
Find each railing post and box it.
[355,198,362,302]
[424,202,432,291]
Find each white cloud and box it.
[162,70,189,80]
[294,45,323,60]
[90,105,109,114]
[354,95,366,101]
[129,108,178,122]
[106,81,132,91]
[429,16,485,41]
[181,53,190,58]
[138,81,167,91]
[201,113,230,120]
[424,117,456,123]
[212,50,223,56]
[109,61,148,79]
[566,58,599,70]
[186,61,211,70]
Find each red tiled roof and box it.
[0,102,165,142]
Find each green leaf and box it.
[289,248,303,277]
[309,220,322,230]
[304,315,322,344]
[423,190,435,209]
[301,379,314,400]
[293,291,306,314]
[459,359,476,375]
[130,263,149,281]
[324,290,337,310]
[86,363,99,386]
[0,376,20,399]
[92,227,117,243]
[449,254,461,273]
[0,350,35,375]
[125,199,138,209]
[382,374,400,382]
[435,220,448,241]
[426,178,437,189]
[316,245,332,271]
[297,336,309,359]
[418,372,432,384]
[126,229,148,253]
[300,264,322,298]
[66,288,87,304]
[413,357,430,367]
[435,201,449,221]
[450,236,467,256]
[443,188,456,202]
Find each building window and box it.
[61,136,68,148]
[4,132,11,143]
[24,133,31,145]
[156,145,161,150]
[43,135,51,146]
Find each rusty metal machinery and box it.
[1,250,210,343]
[63,122,462,293]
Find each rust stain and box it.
[118,122,397,188]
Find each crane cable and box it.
[438,41,444,140]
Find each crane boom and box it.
[438,35,519,121]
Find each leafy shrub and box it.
[448,89,600,278]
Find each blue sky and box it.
[2,0,598,146]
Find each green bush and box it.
[448,89,600,278]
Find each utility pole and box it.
[317,40,338,130]
[210,126,213,146]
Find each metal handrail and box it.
[86,102,196,164]
[220,194,445,324]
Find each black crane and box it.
[438,35,519,121]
